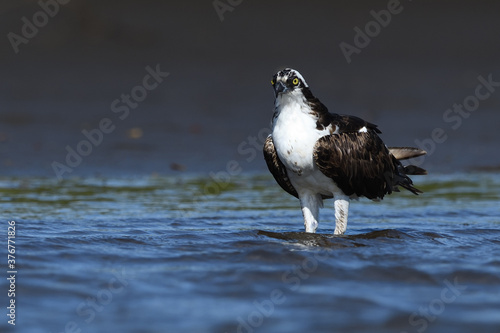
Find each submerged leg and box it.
[299,192,323,233]
[333,196,350,235]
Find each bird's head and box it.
[271,68,309,97]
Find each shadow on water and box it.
[257,228,413,248]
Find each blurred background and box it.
[1,0,499,178]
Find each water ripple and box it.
[2,172,500,332]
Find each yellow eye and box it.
[271,79,275,85]
[292,78,299,85]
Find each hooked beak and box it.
[274,80,288,96]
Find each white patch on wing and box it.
[358,126,367,133]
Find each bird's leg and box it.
[333,196,349,235]
[299,193,322,233]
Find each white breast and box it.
[272,93,330,176]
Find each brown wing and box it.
[313,131,421,200]
[263,135,298,199]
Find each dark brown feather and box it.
[313,130,423,199]
[263,136,299,199]
[403,165,428,175]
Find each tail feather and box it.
[391,155,426,195]
[389,147,426,160]
[393,169,424,195]
[404,165,427,175]
[389,147,427,181]
[398,181,424,195]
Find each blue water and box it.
[1,172,500,333]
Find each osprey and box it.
[263,68,427,235]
